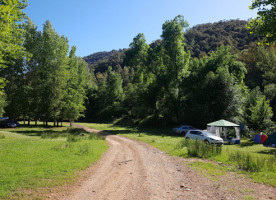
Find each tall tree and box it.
[0,0,27,116]
[154,15,190,122]
[124,33,149,70]
[62,46,89,126]
[38,20,69,123]
[247,0,276,44]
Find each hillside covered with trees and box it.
[83,18,275,132]
[1,1,275,133]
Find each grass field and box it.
[76,122,276,187]
[0,124,108,199]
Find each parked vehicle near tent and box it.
[185,130,224,145]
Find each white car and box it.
[172,125,196,134]
[185,130,224,145]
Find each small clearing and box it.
[49,125,276,200]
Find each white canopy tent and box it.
[207,119,240,141]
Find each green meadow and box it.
[0,125,108,199]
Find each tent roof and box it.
[207,119,239,127]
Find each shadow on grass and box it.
[14,129,63,137]
[256,149,276,156]
[239,139,258,147]
[101,129,138,135]
[101,126,184,138]
[12,124,88,138]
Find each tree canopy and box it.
[247,0,276,44]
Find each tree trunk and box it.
[28,118,30,126]
[23,117,25,125]
[57,121,59,127]
[70,121,73,127]
[46,121,48,126]
[35,120,37,126]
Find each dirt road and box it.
[50,126,276,200]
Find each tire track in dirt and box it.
[49,125,276,200]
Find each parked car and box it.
[185,130,224,145]
[0,120,20,128]
[172,125,196,134]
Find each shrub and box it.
[66,127,88,135]
[179,139,222,158]
[228,151,276,172]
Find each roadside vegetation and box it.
[77,122,276,187]
[0,125,108,199]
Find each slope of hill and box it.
[83,20,259,72]
[184,19,259,58]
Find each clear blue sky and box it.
[25,0,258,57]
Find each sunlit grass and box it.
[76,122,276,186]
[0,125,108,199]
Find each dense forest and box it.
[82,18,275,132]
[1,1,275,133]
[0,1,90,125]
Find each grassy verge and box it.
[0,125,108,199]
[76,122,187,156]
[76,122,276,187]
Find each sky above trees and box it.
[25,0,258,57]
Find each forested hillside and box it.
[1,1,275,133]
[83,19,259,72]
[184,20,259,58]
[83,18,275,132]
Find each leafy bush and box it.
[66,127,88,135]
[179,139,222,158]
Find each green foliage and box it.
[247,0,276,44]
[240,87,274,131]
[0,127,108,198]
[62,46,89,123]
[2,18,91,125]
[179,139,222,158]
[0,0,27,115]
[124,33,149,71]
[185,20,258,58]
[0,0,27,67]
[82,16,275,130]
[0,93,6,117]
[181,46,245,127]
[249,95,274,130]
[228,150,276,172]
[79,122,276,186]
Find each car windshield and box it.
[202,131,215,137]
